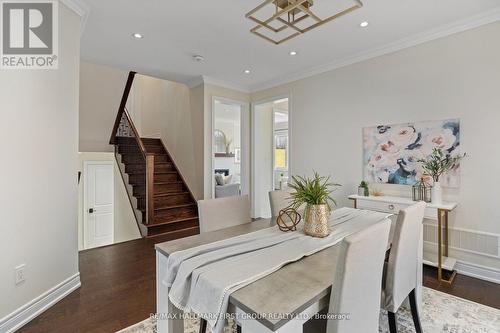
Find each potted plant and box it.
[418,148,466,204]
[288,172,341,237]
[358,181,369,197]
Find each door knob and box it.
[89,208,94,214]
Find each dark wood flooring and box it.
[18,237,500,333]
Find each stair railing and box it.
[110,71,155,225]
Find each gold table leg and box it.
[437,209,456,284]
[349,198,357,209]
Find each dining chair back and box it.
[326,219,391,333]
[268,189,292,217]
[197,195,251,233]
[382,201,426,333]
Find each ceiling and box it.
[80,0,500,92]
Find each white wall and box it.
[77,153,141,251]
[79,61,128,152]
[190,84,205,199]
[252,22,500,270]
[0,3,81,324]
[253,104,274,218]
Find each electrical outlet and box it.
[15,264,26,285]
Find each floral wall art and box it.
[363,119,461,187]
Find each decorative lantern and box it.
[412,178,431,203]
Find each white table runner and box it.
[163,207,391,333]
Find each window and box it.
[274,130,288,170]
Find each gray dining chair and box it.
[197,195,251,233]
[382,201,426,333]
[197,195,251,333]
[268,189,292,217]
[325,218,392,333]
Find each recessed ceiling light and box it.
[360,21,369,28]
[244,69,251,74]
[289,51,297,56]
[193,55,205,62]
[132,33,143,39]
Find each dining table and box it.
[155,209,423,333]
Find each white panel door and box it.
[84,162,114,249]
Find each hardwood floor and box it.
[18,237,500,333]
[423,266,500,310]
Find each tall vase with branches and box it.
[418,148,466,204]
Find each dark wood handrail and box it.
[110,71,137,145]
[122,107,148,160]
[110,71,155,226]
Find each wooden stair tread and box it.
[145,226,199,239]
[126,161,171,164]
[127,170,178,175]
[154,191,190,197]
[147,216,199,228]
[154,203,196,211]
[136,191,191,199]
[153,181,183,185]
[123,160,171,163]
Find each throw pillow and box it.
[224,175,233,185]
[214,173,224,186]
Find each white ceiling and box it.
[80,0,500,92]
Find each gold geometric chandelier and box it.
[246,0,364,45]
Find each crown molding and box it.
[250,6,500,93]
[186,75,251,94]
[186,76,204,89]
[60,0,90,35]
[202,76,251,94]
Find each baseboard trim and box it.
[0,273,81,333]
[456,261,500,285]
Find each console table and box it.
[348,194,458,284]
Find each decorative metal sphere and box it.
[276,208,302,232]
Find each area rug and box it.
[117,287,500,333]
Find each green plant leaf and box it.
[288,171,341,209]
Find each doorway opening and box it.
[212,98,249,199]
[252,97,290,218]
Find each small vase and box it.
[358,187,365,196]
[432,182,442,205]
[304,204,330,238]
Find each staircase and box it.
[110,72,200,239]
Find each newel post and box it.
[146,154,155,225]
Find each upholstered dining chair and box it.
[325,218,392,333]
[197,195,251,233]
[268,189,292,217]
[197,195,251,333]
[382,201,426,333]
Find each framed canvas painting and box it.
[363,119,461,187]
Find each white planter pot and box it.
[432,182,443,205]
